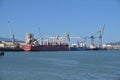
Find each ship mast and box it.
[38,27,44,45]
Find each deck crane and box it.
[47,32,80,44]
[64,32,81,42]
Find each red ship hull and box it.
[23,45,69,51]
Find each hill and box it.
[0,37,24,42]
[107,42,120,45]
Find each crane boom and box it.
[99,24,105,47]
[100,24,105,37]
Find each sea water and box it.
[0,51,120,80]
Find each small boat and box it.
[0,51,4,56]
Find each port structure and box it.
[83,24,105,49]
[99,24,105,48]
[8,21,16,47]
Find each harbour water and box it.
[0,51,120,80]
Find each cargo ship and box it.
[23,33,69,51]
[69,41,87,51]
[23,44,69,51]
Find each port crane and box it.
[99,24,105,47]
[84,24,105,48]
[8,21,16,47]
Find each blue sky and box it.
[0,0,120,43]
